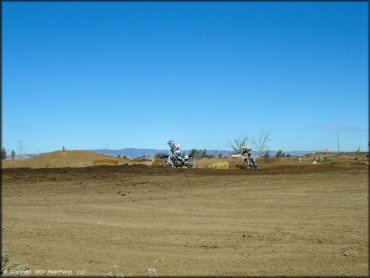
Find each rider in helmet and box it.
[168,140,184,162]
[241,145,254,167]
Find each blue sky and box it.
[3,2,368,153]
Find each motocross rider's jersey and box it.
[242,149,253,159]
[170,143,182,156]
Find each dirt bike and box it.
[243,154,259,170]
[160,153,198,168]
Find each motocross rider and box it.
[241,145,254,167]
[168,140,185,162]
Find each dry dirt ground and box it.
[2,164,368,276]
[2,150,152,169]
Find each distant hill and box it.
[2,150,112,169]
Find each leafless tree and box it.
[228,136,248,154]
[253,128,272,158]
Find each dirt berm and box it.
[1,150,137,169]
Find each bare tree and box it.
[228,136,248,154]
[253,128,272,158]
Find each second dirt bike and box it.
[243,154,259,170]
[161,153,198,168]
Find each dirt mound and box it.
[208,162,229,169]
[151,158,163,167]
[2,150,123,169]
[197,158,225,168]
[198,158,244,169]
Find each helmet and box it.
[167,140,174,147]
[241,145,247,151]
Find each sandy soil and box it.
[2,164,368,276]
[1,150,152,169]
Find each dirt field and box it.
[2,164,368,276]
[1,150,153,169]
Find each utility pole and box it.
[336,130,340,153]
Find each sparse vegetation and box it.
[1,249,30,276]
[228,136,248,154]
[146,267,157,276]
[253,128,271,158]
[11,150,16,160]
[1,148,6,160]
[189,148,212,159]
[106,264,124,277]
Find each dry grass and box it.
[93,159,119,166]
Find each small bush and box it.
[1,249,30,276]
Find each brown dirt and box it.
[208,162,229,169]
[3,151,367,170]
[199,156,368,169]
[1,150,147,169]
[151,158,163,167]
[2,164,368,276]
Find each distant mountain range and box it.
[92,148,316,158]
[93,148,230,158]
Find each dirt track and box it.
[2,165,368,276]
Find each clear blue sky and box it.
[3,2,368,153]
